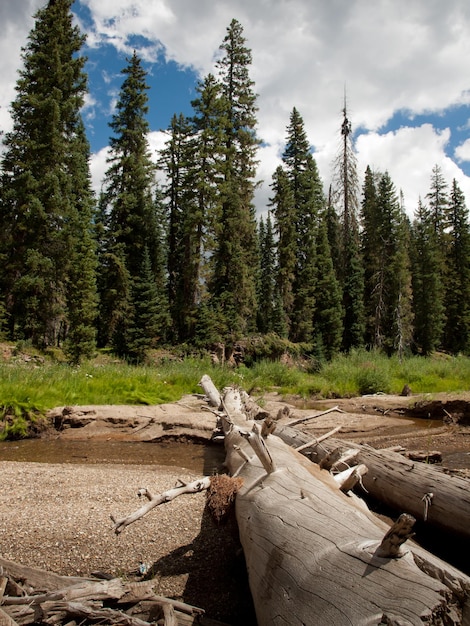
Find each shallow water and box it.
[0,438,226,475]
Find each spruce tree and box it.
[0,0,97,357]
[161,112,197,342]
[98,52,167,359]
[332,101,365,350]
[289,153,320,343]
[443,179,470,354]
[411,199,445,354]
[63,121,98,363]
[314,213,343,359]
[277,107,324,342]
[210,19,260,337]
[376,173,413,355]
[270,165,295,334]
[257,214,277,333]
[360,166,380,348]
[426,164,450,238]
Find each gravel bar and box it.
[0,461,255,624]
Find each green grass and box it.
[2,347,470,439]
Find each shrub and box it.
[356,367,391,396]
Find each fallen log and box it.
[276,425,470,539]
[105,378,470,624]
[0,566,208,626]
[201,379,470,625]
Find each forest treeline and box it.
[1,0,470,364]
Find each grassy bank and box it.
[1,346,470,439]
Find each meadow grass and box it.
[1,347,470,438]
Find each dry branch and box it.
[111,477,211,534]
[0,568,207,626]
[287,405,343,426]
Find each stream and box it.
[0,438,226,475]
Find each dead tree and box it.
[110,378,470,625]
[276,424,470,539]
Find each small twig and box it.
[294,426,342,452]
[422,492,434,521]
[288,406,344,427]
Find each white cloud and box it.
[353,125,470,215]
[90,145,110,194]
[0,0,43,134]
[455,138,470,163]
[80,0,470,212]
[3,0,470,215]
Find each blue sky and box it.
[2,0,470,215]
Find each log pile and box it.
[108,376,470,624]
[0,557,213,626]
[197,377,470,625]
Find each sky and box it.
[2,0,470,218]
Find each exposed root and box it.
[206,474,244,524]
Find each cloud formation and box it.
[3,0,470,215]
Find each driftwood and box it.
[50,376,470,624]
[0,559,207,626]
[276,425,470,539]
[199,377,470,625]
[111,476,212,534]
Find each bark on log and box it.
[277,425,470,539]
[203,380,470,626]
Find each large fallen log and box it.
[276,424,470,538]
[107,378,470,624]
[201,378,470,625]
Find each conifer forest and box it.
[1,0,470,364]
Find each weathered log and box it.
[198,374,221,408]
[0,572,207,626]
[0,557,90,591]
[277,425,470,538]
[212,381,470,625]
[287,405,343,426]
[0,606,18,626]
[333,462,368,493]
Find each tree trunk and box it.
[205,381,470,626]
[276,424,470,539]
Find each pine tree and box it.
[411,199,445,354]
[426,164,450,238]
[274,108,323,343]
[98,52,166,359]
[314,213,343,359]
[270,165,296,334]
[0,0,97,357]
[257,214,277,333]
[361,166,380,348]
[332,100,365,350]
[376,173,413,354]
[161,113,197,342]
[210,19,260,337]
[325,185,342,280]
[290,153,320,343]
[62,121,98,363]
[443,180,470,354]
